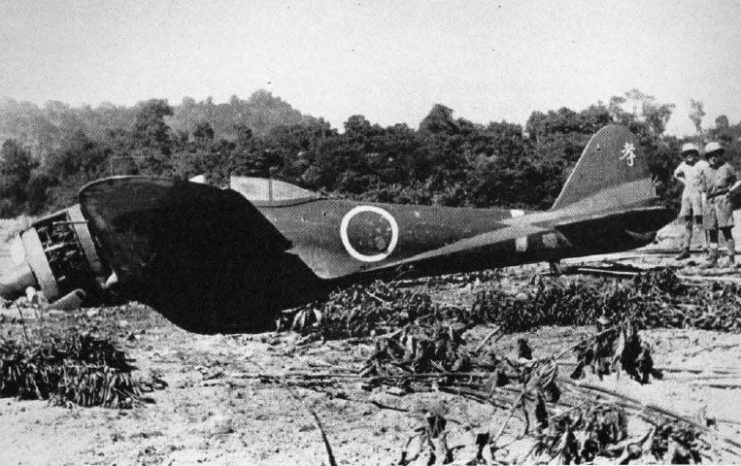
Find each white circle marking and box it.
[340,205,399,262]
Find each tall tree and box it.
[418,104,458,134]
[715,115,729,130]
[689,99,705,134]
[131,99,174,175]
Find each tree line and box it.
[1,89,739,217]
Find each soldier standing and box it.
[674,143,708,260]
[702,142,741,267]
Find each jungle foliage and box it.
[1,89,739,217]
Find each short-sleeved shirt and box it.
[674,160,709,196]
[704,162,736,197]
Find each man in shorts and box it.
[702,142,741,267]
[674,143,708,260]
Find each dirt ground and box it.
[1,224,741,465]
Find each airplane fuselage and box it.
[256,199,519,279]
[254,197,675,284]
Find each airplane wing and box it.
[80,176,292,285]
[79,176,321,333]
[551,205,675,251]
[361,221,551,277]
[359,205,673,279]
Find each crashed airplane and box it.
[0,125,675,333]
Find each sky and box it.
[0,0,740,136]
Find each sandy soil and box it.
[1,278,741,465]
[0,223,741,465]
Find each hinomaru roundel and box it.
[339,205,399,262]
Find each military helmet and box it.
[704,141,725,156]
[681,142,700,155]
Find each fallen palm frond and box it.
[0,331,163,408]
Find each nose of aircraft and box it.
[0,204,110,307]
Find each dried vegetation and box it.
[474,268,741,333]
[277,269,741,464]
[283,268,741,341]
[0,307,164,409]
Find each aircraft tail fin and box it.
[550,125,658,212]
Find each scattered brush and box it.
[533,405,709,464]
[53,364,152,408]
[262,314,737,463]
[473,268,741,333]
[355,313,727,464]
[0,331,163,408]
[362,322,471,381]
[272,268,741,463]
[569,321,662,384]
[535,403,630,464]
[650,421,711,464]
[362,329,727,464]
[282,268,741,345]
[279,281,445,340]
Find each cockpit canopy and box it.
[229,176,320,202]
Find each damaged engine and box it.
[2,205,112,309]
